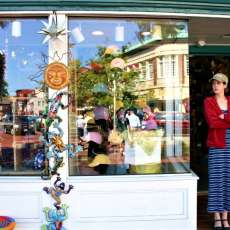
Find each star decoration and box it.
[38,14,69,44]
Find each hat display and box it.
[88,154,111,167]
[209,73,229,85]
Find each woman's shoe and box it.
[214,219,222,230]
[222,219,230,230]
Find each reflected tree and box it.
[0,20,8,29]
[0,53,9,100]
[69,46,138,109]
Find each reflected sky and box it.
[0,18,188,96]
[69,19,188,65]
[0,19,48,96]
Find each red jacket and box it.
[204,96,230,148]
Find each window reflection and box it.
[68,18,190,175]
[0,18,47,175]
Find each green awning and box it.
[1,0,230,15]
[189,45,230,56]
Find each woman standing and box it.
[204,73,230,230]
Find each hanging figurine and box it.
[42,176,73,228]
[39,53,80,228]
[40,122,82,179]
[38,90,83,179]
[42,175,73,229]
[43,175,74,209]
[46,91,72,129]
[42,204,69,230]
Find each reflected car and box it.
[155,112,190,134]
[3,115,37,135]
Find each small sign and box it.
[44,62,69,90]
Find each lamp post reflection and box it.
[12,97,17,171]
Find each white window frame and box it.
[157,55,178,79]
[146,60,153,80]
[184,54,189,77]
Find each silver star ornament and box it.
[38,15,69,44]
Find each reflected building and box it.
[125,43,189,112]
[12,89,46,116]
[0,89,46,120]
[0,99,11,121]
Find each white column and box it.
[48,14,69,180]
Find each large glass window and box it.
[68,18,189,176]
[0,18,48,175]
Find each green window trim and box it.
[1,0,230,14]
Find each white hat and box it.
[209,73,228,85]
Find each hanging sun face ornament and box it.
[38,13,68,44]
[44,62,69,90]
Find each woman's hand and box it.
[219,114,225,119]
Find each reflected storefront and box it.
[68,18,190,176]
[2,2,225,229]
[0,18,190,177]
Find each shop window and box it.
[0,18,48,175]
[68,18,189,176]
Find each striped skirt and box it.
[208,129,230,212]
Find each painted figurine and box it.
[42,204,69,230]
[46,91,72,128]
[40,122,82,178]
[43,176,74,209]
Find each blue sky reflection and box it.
[0,18,48,96]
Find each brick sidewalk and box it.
[198,194,213,230]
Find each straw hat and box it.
[88,154,111,167]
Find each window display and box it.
[0,18,48,175]
[68,18,190,175]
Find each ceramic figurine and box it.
[40,122,82,177]
[41,204,69,230]
[46,92,72,128]
[43,176,74,209]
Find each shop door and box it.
[190,56,230,192]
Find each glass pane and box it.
[0,18,48,175]
[68,18,189,176]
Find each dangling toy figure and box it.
[43,175,74,209]
[42,176,73,229]
[38,91,84,179]
[46,91,72,129]
[42,204,69,230]
[40,122,83,179]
